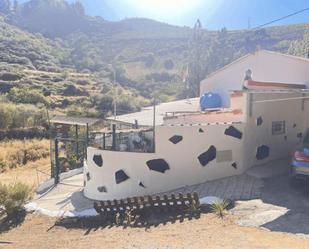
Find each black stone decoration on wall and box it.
[224,126,243,140]
[146,159,170,173]
[199,128,204,133]
[86,172,90,181]
[297,132,303,138]
[97,186,107,193]
[256,116,263,126]
[198,145,217,166]
[256,145,270,160]
[169,135,183,144]
[231,162,238,169]
[115,170,129,184]
[93,154,103,167]
[139,182,146,188]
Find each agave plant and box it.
[210,200,230,218]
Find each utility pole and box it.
[112,66,117,120]
[152,96,156,152]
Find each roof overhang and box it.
[50,115,100,126]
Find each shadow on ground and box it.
[0,209,26,234]
[55,190,93,211]
[53,206,216,235]
[260,175,309,235]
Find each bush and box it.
[0,182,32,216]
[0,72,22,81]
[7,88,48,105]
[62,84,89,96]
[0,103,47,129]
[0,81,15,93]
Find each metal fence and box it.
[89,129,155,153]
[51,137,87,183]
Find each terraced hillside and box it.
[0,0,308,130]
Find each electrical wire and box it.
[253,6,309,29]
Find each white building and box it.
[200,50,309,107]
[84,51,309,201]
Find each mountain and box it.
[0,0,308,126]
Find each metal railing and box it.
[89,129,155,153]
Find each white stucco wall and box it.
[200,51,309,107]
[84,91,309,201]
[243,92,309,168]
[84,123,245,200]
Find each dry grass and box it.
[0,139,51,187]
[0,139,50,172]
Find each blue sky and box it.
[20,0,309,29]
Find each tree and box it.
[288,29,309,58]
[186,19,204,97]
[72,0,85,16]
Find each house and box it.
[200,50,309,107]
[83,51,309,201]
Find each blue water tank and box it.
[200,92,222,111]
[304,148,309,157]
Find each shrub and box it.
[210,200,230,218]
[76,79,88,85]
[62,84,89,96]
[0,182,32,216]
[7,87,48,105]
[0,81,15,93]
[0,103,47,129]
[0,72,22,81]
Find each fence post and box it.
[112,124,116,150]
[86,123,89,159]
[103,132,106,150]
[54,138,60,185]
[75,124,79,158]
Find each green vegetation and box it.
[0,102,47,129]
[7,88,47,105]
[0,182,32,216]
[210,200,230,218]
[288,29,309,58]
[0,0,307,129]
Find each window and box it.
[272,121,285,135]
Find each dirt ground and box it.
[1,213,309,249]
